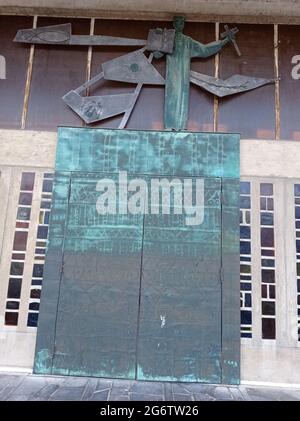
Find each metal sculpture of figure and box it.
[164,16,233,130]
[14,18,274,130]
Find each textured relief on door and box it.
[34,128,240,384]
[138,177,222,383]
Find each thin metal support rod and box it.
[85,18,95,98]
[274,24,281,140]
[21,15,37,129]
[75,72,104,94]
[214,22,220,133]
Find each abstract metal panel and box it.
[102,50,165,85]
[34,128,240,384]
[190,72,274,98]
[14,18,274,129]
[63,91,136,124]
[14,23,147,47]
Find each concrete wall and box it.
[241,345,300,386]
[1,0,300,24]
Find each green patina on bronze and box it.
[34,127,240,384]
[164,17,229,131]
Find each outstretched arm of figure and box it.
[190,37,230,59]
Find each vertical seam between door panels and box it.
[134,194,146,380]
[220,178,223,383]
[51,175,71,373]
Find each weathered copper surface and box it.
[34,128,240,384]
[164,17,231,131]
[14,22,176,54]
[190,71,274,97]
[14,23,147,47]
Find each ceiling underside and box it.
[1,0,300,24]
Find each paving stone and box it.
[172,393,194,401]
[35,384,60,399]
[130,381,164,396]
[12,376,49,395]
[229,387,245,401]
[283,389,300,401]
[245,387,279,401]
[130,393,164,401]
[89,390,110,401]
[193,392,215,401]
[61,377,89,388]
[112,379,133,388]
[237,386,251,401]
[0,374,26,400]
[172,383,191,395]
[178,383,217,395]
[49,386,85,401]
[95,379,113,391]
[213,386,233,400]
[110,380,131,397]
[0,373,300,401]
[109,395,130,401]
[81,378,99,401]
[247,394,271,401]
[6,395,30,401]
[163,383,173,400]
[0,374,23,391]
[246,387,299,402]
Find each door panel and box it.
[52,173,144,378]
[33,128,240,383]
[137,177,222,382]
[50,174,222,381]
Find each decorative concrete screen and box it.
[34,127,240,384]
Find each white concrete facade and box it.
[0,129,299,384]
